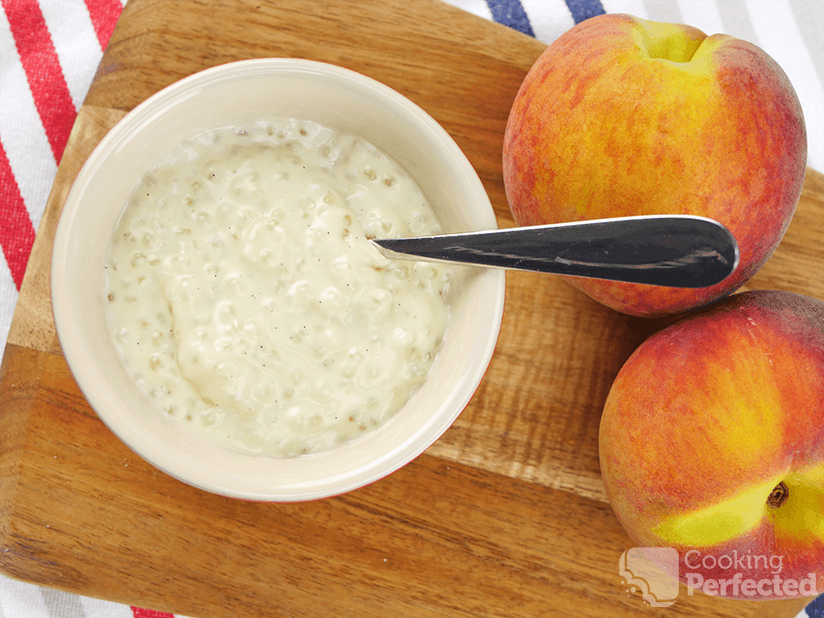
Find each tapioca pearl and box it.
[407,211,430,234]
[238,206,256,223]
[291,256,309,275]
[136,230,157,248]
[296,120,321,139]
[148,353,165,371]
[192,209,212,228]
[317,321,347,351]
[241,319,263,342]
[216,200,236,218]
[162,401,182,419]
[292,197,314,220]
[267,207,285,225]
[348,415,369,433]
[163,252,192,275]
[309,377,335,404]
[188,179,207,197]
[250,380,277,404]
[412,262,440,281]
[222,272,248,297]
[389,383,414,409]
[235,398,263,419]
[337,361,357,380]
[201,160,224,182]
[215,337,239,356]
[139,171,158,190]
[213,360,244,382]
[241,239,285,272]
[391,326,416,348]
[216,301,238,326]
[321,191,339,207]
[319,142,339,165]
[200,407,221,428]
[262,123,279,139]
[105,257,121,277]
[168,277,197,304]
[241,216,275,245]
[229,317,244,334]
[405,349,432,376]
[174,222,195,237]
[261,345,281,366]
[126,252,149,271]
[329,256,359,282]
[260,296,278,315]
[290,327,309,345]
[286,280,318,308]
[280,384,296,402]
[309,342,331,361]
[281,140,306,157]
[314,280,343,304]
[391,264,412,283]
[206,232,227,253]
[229,170,262,201]
[403,345,427,366]
[284,404,325,431]
[360,217,392,239]
[148,330,167,348]
[364,287,391,319]
[359,357,394,388]
[204,262,220,280]
[114,327,130,345]
[337,346,366,377]
[188,326,210,345]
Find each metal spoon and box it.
[371,214,739,288]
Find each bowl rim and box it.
[51,58,505,501]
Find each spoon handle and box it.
[371,215,739,288]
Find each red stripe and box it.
[131,608,176,618]
[84,0,123,49]
[0,140,37,290]
[2,0,77,163]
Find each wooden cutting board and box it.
[1,0,821,616]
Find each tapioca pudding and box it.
[104,118,453,457]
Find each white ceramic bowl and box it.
[52,58,505,501]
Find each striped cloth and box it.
[0,1,821,617]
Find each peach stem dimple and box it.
[636,24,705,63]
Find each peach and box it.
[599,290,824,599]
[503,14,807,317]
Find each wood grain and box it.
[1,0,821,616]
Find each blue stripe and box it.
[564,0,606,24]
[486,0,535,37]
[807,594,824,617]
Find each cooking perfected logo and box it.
[619,547,680,607]
[620,548,818,606]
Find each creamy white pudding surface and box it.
[105,119,452,457]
